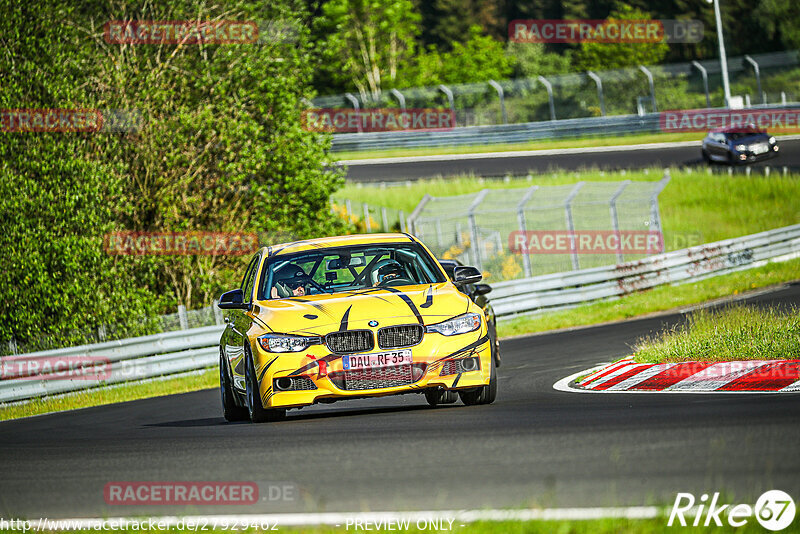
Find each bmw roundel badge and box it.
[368,320,379,327]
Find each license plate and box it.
[752,143,768,154]
[343,349,412,370]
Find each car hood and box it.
[252,282,471,335]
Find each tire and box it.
[490,324,501,368]
[459,355,497,406]
[701,150,711,164]
[425,388,458,406]
[220,351,248,422]
[244,348,286,423]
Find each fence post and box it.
[363,203,372,232]
[438,85,456,126]
[178,304,189,330]
[517,186,539,278]
[97,324,107,342]
[638,65,657,112]
[609,180,631,263]
[329,197,336,214]
[407,194,432,236]
[743,55,763,104]
[691,61,711,108]
[537,76,556,121]
[468,190,489,271]
[213,300,223,325]
[399,210,407,233]
[488,80,507,124]
[390,88,406,110]
[345,199,352,221]
[650,171,671,242]
[8,337,18,355]
[344,93,362,133]
[435,218,444,247]
[564,182,585,271]
[381,207,389,232]
[586,71,606,116]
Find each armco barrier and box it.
[491,223,800,317]
[331,103,797,152]
[2,224,798,402]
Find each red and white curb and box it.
[554,357,800,393]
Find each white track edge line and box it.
[339,134,800,165]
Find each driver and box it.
[271,263,308,298]
[373,260,404,286]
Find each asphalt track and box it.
[1,282,799,519]
[342,138,800,182]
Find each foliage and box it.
[506,42,573,78]
[315,0,421,101]
[0,0,346,347]
[398,26,514,87]
[572,5,670,71]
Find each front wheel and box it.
[459,356,497,406]
[244,348,286,423]
[220,352,248,422]
[425,388,458,406]
[702,149,711,164]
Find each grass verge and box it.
[338,168,800,251]
[334,131,704,160]
[632,304,800,363]
[0,369,217,422]
[497,257,800,338]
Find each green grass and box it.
[2,517,797,533]
[338,168,800,252]
[0,369,217,421]
[632,304,800,364]
[334,131,704,160]
[498,257,800,338]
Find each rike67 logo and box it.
[669,490,796,530]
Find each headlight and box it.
[258,334,315,352]
[735,144,747,152]
[426,313,481,336]
[769,136,776,144]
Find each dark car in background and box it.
[439,259,500,368]
[701,126,779,165]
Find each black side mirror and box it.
[453,265,482,286]
[473,283,492,296]
[218,288,248,310]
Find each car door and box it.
[226,253,261,391]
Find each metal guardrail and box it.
[331,103,798,152]
[2,224,798,402]
[491,223,800,318]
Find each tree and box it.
[398,26,514,87]
[507,42,573,78]
[0,0,346,348]
[572,5,670,71]
[316,0,421,101]
[756,0,800,49]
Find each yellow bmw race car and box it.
[218,233,498,423]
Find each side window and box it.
[241,255,260,303]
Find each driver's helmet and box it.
[375,260,403,284]
[273,263,306,295]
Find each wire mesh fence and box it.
[313,50,800,128]
[409,174,670,283]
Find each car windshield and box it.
[259,242,447,299]
[725,131,763,140]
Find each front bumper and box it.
[732,145,779,163]
[251,330,493,409]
